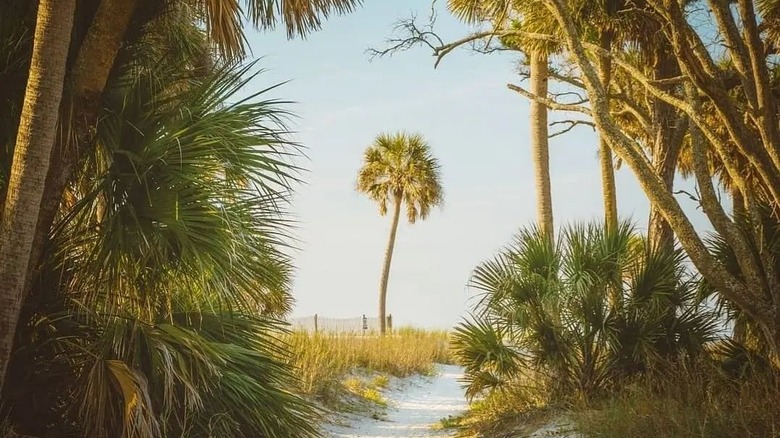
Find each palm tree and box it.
[0,0,76,392]
[448,0,556,239]
[356,132,443,334]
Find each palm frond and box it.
[356,132,443,223]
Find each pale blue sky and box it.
[245,1,712,329]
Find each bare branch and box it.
[507,83,591,115]
[548,120,595,138]
[548,70,586,89]
[673,189,701,205]
[549,90,588,104]
[366,14,445,61]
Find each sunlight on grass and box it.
[284,327,452,408]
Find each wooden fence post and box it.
[387,314,393,333]
[314,313,318,333]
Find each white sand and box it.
[322,364,467,438]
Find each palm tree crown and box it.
[356,132,444,223]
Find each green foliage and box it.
[0,11,318,438]
[452,220,718,402]
[356,132,443,223]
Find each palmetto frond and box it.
[356,132,443,223]
[189,0,363,58]
[453,220,718,400]
[451,317,523,400]
[7,308,318,438]
[447,0,516,24]
[2,14,313,435]
[54,57,299,320]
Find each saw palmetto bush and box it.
[451,221,718,403]
[0,11,318,438]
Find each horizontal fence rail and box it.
[286,314,393,333]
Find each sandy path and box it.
[322,364,467,438]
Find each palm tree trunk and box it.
[0,0,76,390]
[647,50,682,251]
[530,51,554,241]
[378,193,402,334]
[25,0,139,296]
[598,33,618,232]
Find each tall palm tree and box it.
[0,0,76,392]
[356,132,443,334]
[448,0,556,239]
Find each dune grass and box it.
[284,327,452,408]
[447,362,780,438]
[574,364,780,438]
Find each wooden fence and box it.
[286,314,393,333]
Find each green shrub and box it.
[451,221,718,402]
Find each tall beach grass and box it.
[284,327,453,406]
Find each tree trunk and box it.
[378,193,402,335]
[647,50,682,251]
[597,32,618,232]
[731,185,745,219]
[530,51,554,241]
[542,0,780,355]
[0,0,76,390]
[25,0,139,295]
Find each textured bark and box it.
[541,0,771,332]
[647,50,682,252]
[0,0,76,390]
[25,0,139,293]
[731,186,745,219]
[530,51,554,241]
[597,32,618,231]
[378,193,402,335]
[543,0,780,354]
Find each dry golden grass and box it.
[284,327,452,405]
[574,364,780,438]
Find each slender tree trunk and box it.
[530,51,554,241]
[647,50,682,251]
[598,32,618,232]
[378,193,402,335]
[25,0,139,294]
[0,0,76,391]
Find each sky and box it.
[243,1,714,329]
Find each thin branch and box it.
[548,70,586,89]
[673,189,700,204]
[550,90,588,104]
[507,83,591,115]
[548,120,595,138]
